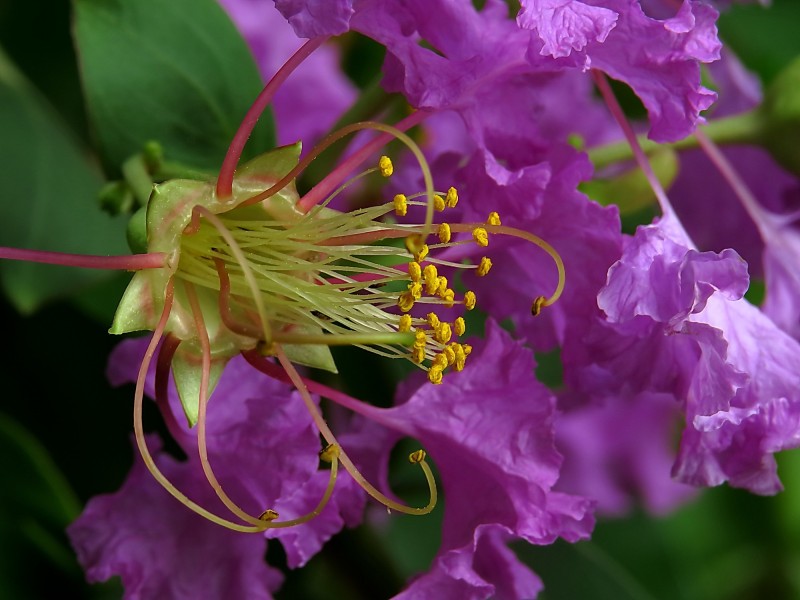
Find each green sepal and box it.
[171,343,228,428]
[110,143,339,421]
[282,325,339,375]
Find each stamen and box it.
[445,187,458,208]
[476,256,492,276]
[133,278,268,532]
[275,346,437,516]
[438,223,451,243]
[472,227,489,247]
[486,212,501,226]
[394,194,408,216]
[379,155,394,177]
[454,317,466,336]
[184,280,269,526]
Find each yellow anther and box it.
[477,256,492,276]
[433,195,446,212]
[405,233,424,255]
[438,222,452,243]
[398,291,416,312]
[445,187,459,208]
[414,329,428,349]
[441,288,455,307]
[463,344,473,356]
[436,276,449,296]
[435,322,452,344]
[427,312,441,329]
[379,155,394,177]
[399,314,412,332]
[408,261,422,282]
[423,265,439,294]
[432,353,448,369]
[443,345,456,366]
[454,316,466,336]
[428,364,444,385]
[412,345,425,364]
[259,509,279,522]
[464,290,477,310]
[394,194,408,216]
[531,295,547,316]
[320,444,340,463]
[409,449,427,464]
[472,227,489,247]
[414,244,429,263]
[454,344,467,371]
[486,211,501,226]
[408,281,423,300]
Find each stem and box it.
[591,70,673,217]
[693,128,773,239]
[587,110,765,170]
[216,36,330,200]
[242,349,389,423]
[0,247,166,270]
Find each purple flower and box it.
[274,0,719,142]
[517,0,619,60]
[68,435,284,600]
[592,213,800,494]
[521,0,721,142]
[69,339,367,596]
[370,321,594,598]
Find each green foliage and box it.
[72,0,275,174]
[0,51,128,314]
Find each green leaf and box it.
[719,0,800,86]
[0,49,128,314]
[72,0,275,174]
[0,412,82,592]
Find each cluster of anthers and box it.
[0,40,565,534]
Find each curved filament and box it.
[449,222,566,310]
[192,205,272,343]
[216,36,330,199]
[132,278,268,532]
[183,279,272,526]
[239,119,437,239]
[274,345,437,516]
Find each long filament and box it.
[275,346,437,515]
[183,279,267,526]
[193,206,273,343]
[0,247,166,270]
[591,69,675,217]
[132,278,268,532]
[216,36,330,199]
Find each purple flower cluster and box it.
[68,0,800,598]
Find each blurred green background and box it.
[2,0,800,598]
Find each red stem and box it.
[591,69,674,217]
[216,36,330,200]
[0,247,166,270]
[155,334,193,448]
[241,349,392,425]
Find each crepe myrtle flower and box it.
[0,39,567,540]
[579,72,800,496]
